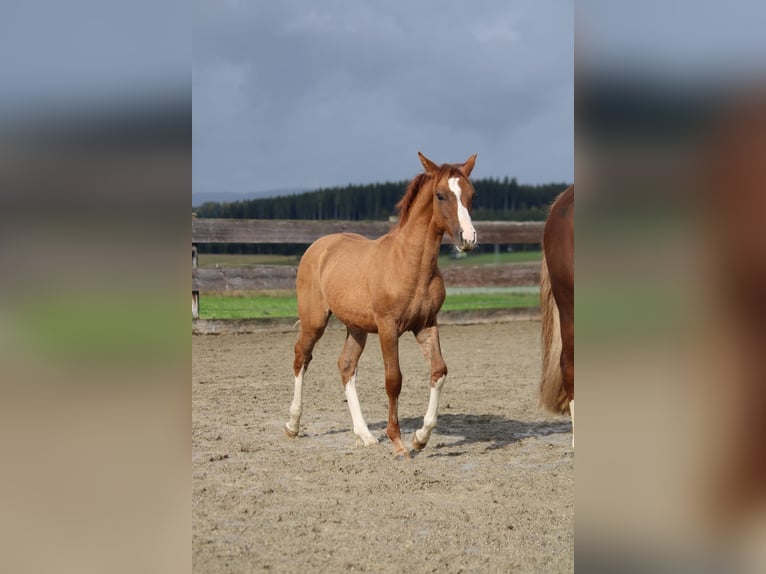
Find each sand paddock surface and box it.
[193,320,573,573]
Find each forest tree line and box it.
[194,177,570,222]
[193,177,569,255]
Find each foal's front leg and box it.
[412,325,447,451]
[378,324,409,458]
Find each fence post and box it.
[192,244,199,319]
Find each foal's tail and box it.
[539,253,570,415]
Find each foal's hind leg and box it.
[412,325,448,451]
[338,328,377,446]
[285,312,329,438]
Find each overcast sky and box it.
[193,1,574,196]
[578,1,766,81]
[0,0,188,116]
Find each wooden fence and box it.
[192,219,544,318]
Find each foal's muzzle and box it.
[457,230,477,252]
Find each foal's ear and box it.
[418,152,439,175]
[460,154,477,177]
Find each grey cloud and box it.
[193,1,573,194]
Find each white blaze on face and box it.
[448,177,476,244]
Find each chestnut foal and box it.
[285,152,478,458]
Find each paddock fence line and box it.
[192,219,544,318]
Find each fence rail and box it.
[191,219,544,317]
[192,265,298,291]
[191,262,540,292]
[192,219,543,245]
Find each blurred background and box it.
[0,1,189,573]
[2,0,766,572]
[577,0,766,571]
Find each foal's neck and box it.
[394,200,443,274]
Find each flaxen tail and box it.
[539,252,570,415]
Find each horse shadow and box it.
[367,413,571,455]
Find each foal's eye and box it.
[436,192,445,201]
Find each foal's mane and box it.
[395,165,463,226]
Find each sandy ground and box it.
[193,320,573,573]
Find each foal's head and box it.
[417,152,478,252]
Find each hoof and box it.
[390,436,410,459]
[285,423,299,438]
[356,435,379,447]
[412,430,429,451]
[394,449,411,460]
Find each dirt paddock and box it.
[193,319,573,573]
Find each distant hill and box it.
[192,188,308,208]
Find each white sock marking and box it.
[448,177,476,244]
[415,375,446,446]
[286,366,304,435]
[345,372,378,446]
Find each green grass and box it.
[196,250,542,319]
[441,289,539,312]
[199,293,298,319]
[197,287,539,320]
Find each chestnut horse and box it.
[539,185,574,447]
[285,152,478,458]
